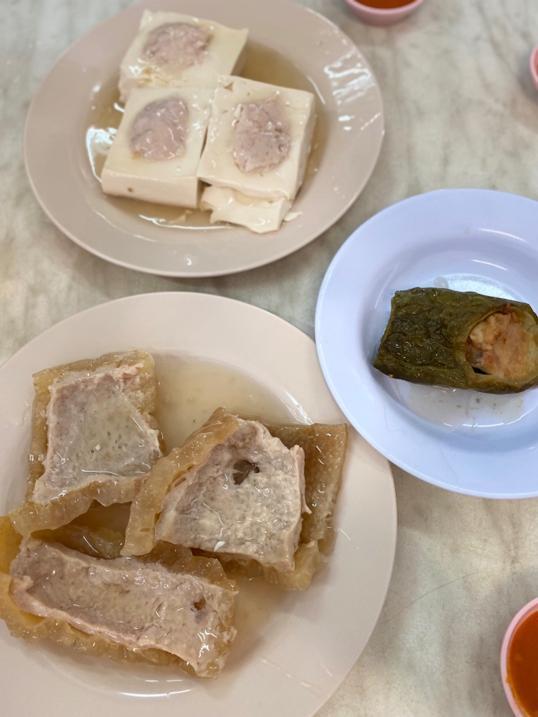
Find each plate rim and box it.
[0,291,397,716]
[23,0,385,278]
[315,187,538,499]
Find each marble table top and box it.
[1,0,537,714]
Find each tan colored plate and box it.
[0,293,396,717]
[24,0,384,277]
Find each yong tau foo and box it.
[98,10,317,233]
[118,11,248,101]
[0,351,347,677]
[374,287,538,393]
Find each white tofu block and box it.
[101,87,212,209]
[201,186,291,234]
[119,11,248,102]
[197,76,316,202]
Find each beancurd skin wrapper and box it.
[244,422,347,590]
[123,408,241,557]
[11,351,162,536]
[124,409,348,591]
[0,517,236,676]
[10,480,143,538]
[374,288,538,393]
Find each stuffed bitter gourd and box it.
[374,288,538,393]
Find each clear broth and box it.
[86,41,327,230]
[154,354,296,448]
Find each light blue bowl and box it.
[316,189,538,498]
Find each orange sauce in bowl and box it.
[508,610,538,715]
[353,0,417,8]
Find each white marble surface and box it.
[1,0,538,715]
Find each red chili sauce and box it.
[508,610,538,716]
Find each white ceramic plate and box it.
[316,189,538,499]
[24,0,384,277]
[0,293,396,716]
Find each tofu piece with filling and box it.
[155,416,308,572]
[10,539,237,677]
[101,87,212,208]
[197,76,316,205]
[201,186,291,234]
[119,11,248,102]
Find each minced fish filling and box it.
[142,22,210,69]
[129,97,190,161]
[466,311,532,380]
[232,96,291,175]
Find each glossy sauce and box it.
[354,0,417,7]
[508,611,538,715]
[85,42,326,230]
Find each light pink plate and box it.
[24,0,384,277]
[0,292,396,717]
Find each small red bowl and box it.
[343,0,425,26]
[500,597,538,717]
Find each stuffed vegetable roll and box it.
[374,288,538,393]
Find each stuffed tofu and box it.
[198,76,316,233]
[101,87,212,208]
[374,288,538,393]
[119,11,248,101]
